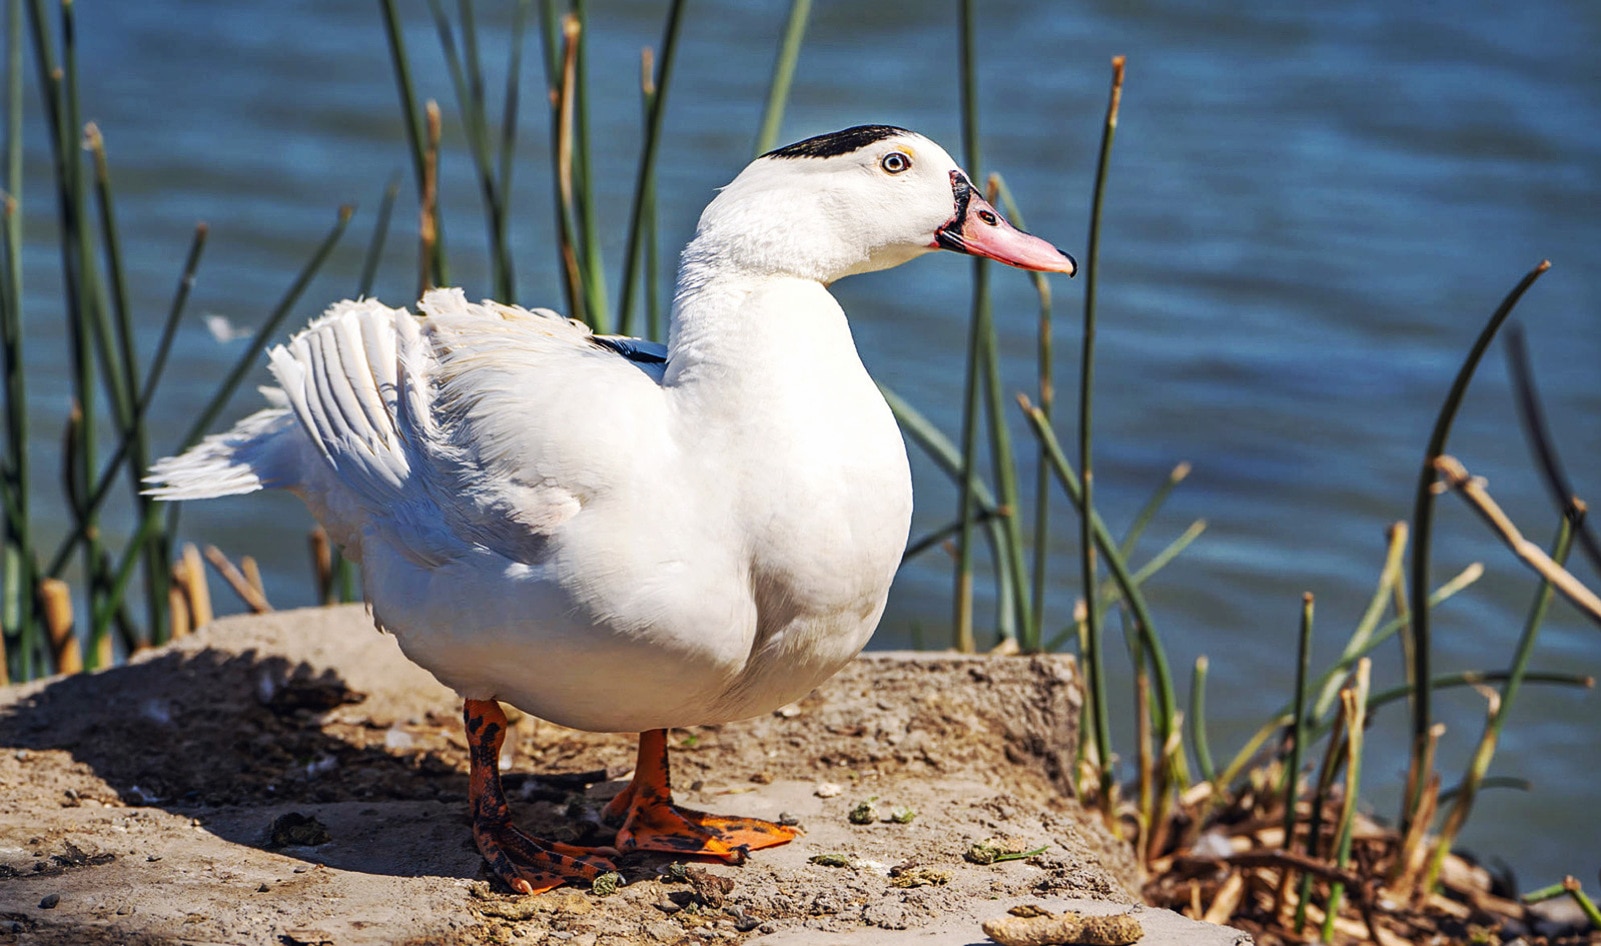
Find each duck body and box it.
[148,125,1074,893]
[335,276,910,734]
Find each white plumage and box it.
[147,126,1073,737]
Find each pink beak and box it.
[931,171,1077,275]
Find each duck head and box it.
[684,125,1077,285]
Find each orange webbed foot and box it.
[464,699,617,894]
[604,729,799,862]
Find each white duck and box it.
[147,125,1075,893]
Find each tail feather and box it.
[144,404,301,500]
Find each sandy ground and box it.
[0,605,1246,945]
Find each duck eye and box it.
[880,151,911,174]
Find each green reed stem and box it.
[1525,880,1601,930]
[951,0,986,652]
[988,174,1055,647]
[85,121,170,646]
[1348,669,1593,729]
[497,0,528,236]
[115,209,349,645]
[1314,522,1407,719]
[1281,593,1313,863]
[378,0,446,287]
[1077,55,1125,808]
[182,208,352,451]
[539,6,587,325]
[1426,513,1578,890]
[882,381,1015,609]
[1404,259,1549,831]
[1121,462,1191,560]
[46,225,207,580]
[753,0,810,156]
[1322,659,1370,941]
[1,0,30,671]
[1190,656,1216,784]
[1295,682,1348,933]
[616,0,683,337]
[1439,776,1529,804]
[428,0,514,301]
[357,174,401,298]
[1217,561,1483,790]
[1023,398,1177,769]
[569,0,607,324]
[639,47,663,340]
[902,509,1003,564]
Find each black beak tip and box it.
[1061,248,1079,277]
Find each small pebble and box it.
[814,782,843,798]
[777,811,800,827]
[39,894,60,909]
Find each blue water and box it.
[9,1,1598,885]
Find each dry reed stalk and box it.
[1435,455,1601,623]
[309,527,334,605]
[241,555,265,601]
[418,100,442,297]
[167,579,190,641]
[180,543,212,627]
[38,578,79,674]
[1391,765,1442,902]
[203,545,271,613]
[1203,870,1245,924]
[552,13,584,323]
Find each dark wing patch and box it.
[764,124,910,160]
[592,334,668,364]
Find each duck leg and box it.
[464,699,617,893]
[604,728,799,861]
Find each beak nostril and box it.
[977,210,998,226]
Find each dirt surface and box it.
[0,605,1239,945]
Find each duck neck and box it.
[664,237,849,389]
